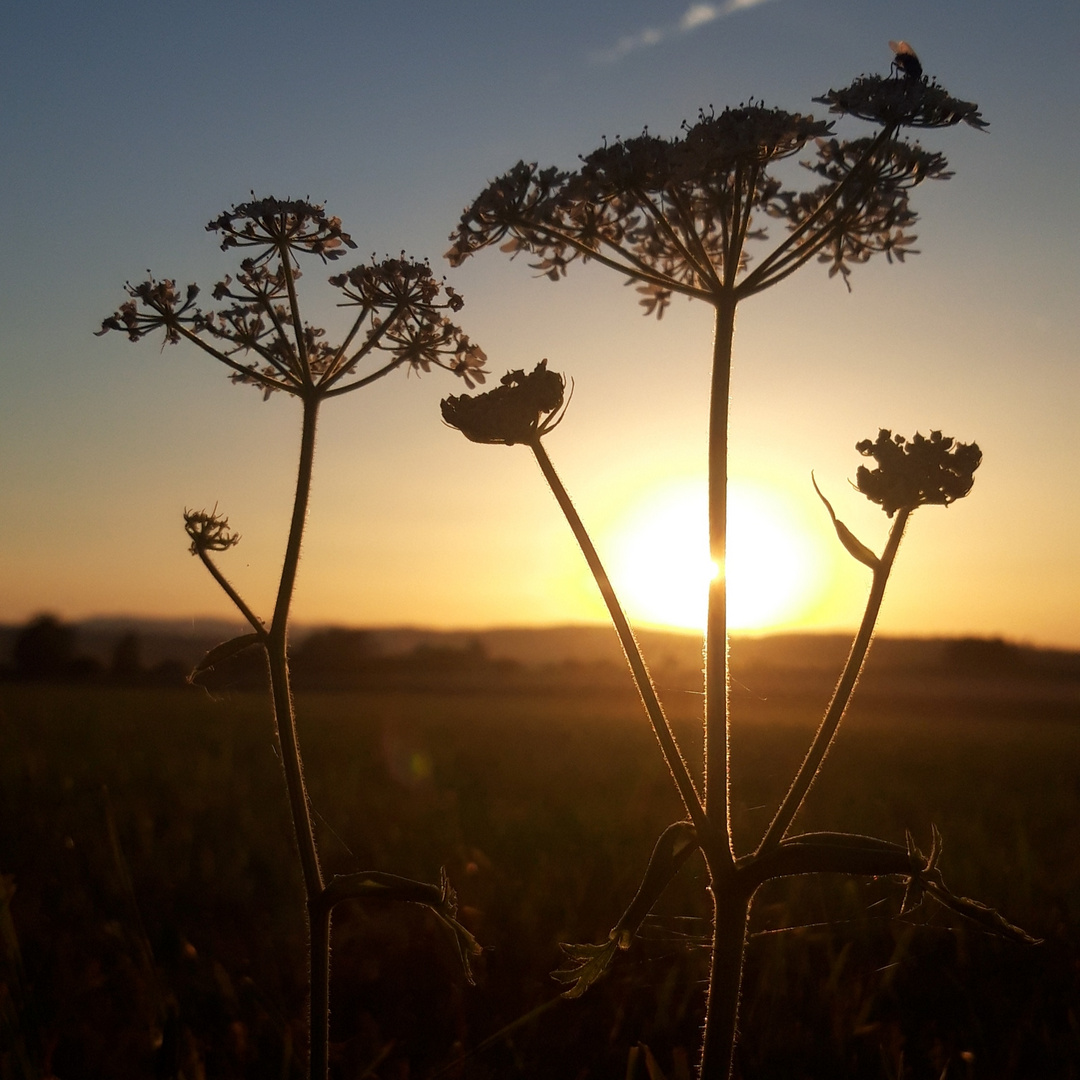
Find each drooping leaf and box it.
[189,633,264,679]
[812,472,880,569]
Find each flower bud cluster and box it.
[184,508,240,555]
[855,429,982,517]
[441,361,566,445]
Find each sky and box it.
[2,0,1078,648]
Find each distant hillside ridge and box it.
[2,616,1078,683]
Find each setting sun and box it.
[606,478,823,632]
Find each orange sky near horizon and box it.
[2,1,1077,651]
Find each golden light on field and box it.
[607,478,824,632]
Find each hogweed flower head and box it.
[184,507,241,555]
[776,135,954,288]
[441,360,566,445]
[814,75,988,131]
[96,277,200,344]
[98,198,486,398]
[448,68,981,311]
[446,106,834,311]
[207,195,357,264]
[855,429,981,517]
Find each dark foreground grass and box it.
[1,675,1078,1079]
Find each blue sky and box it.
[2,0,1078,646]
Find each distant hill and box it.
[2,616,1078,688]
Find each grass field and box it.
[2,671,1078,1078]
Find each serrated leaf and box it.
[921,881,1043,945]
[551,938,620,999]
[812,472,880,569]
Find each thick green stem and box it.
[704,297,736,855]
[530,439,708,837]
[757,506,911,853]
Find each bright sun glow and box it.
[607,479,822,632]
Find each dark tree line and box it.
[3,615,186,685]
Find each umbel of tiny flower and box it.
[855,429,982,517]
[184,507,240,555]
[207,195,357,263]
[814,74,988,131]
[97,198,487,399]
[441,360,566,445]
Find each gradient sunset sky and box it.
[2,0,1077,647]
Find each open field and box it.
[2,671,1079,1078]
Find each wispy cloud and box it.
[592,0,776,63]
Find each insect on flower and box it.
[889,40,923,80]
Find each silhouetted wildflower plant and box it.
[444,47,1030,1080]
[99,196,484,1080]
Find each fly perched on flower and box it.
[889,40,923,80]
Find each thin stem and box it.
[266,639,323,898]
[757,506,911,853]
[738,126,896,296]
[319,303,406,392]
[272,394,320,631]
[261,390,325,1078]
[529,438,708,837]
[278,246,312,386]
[171,321,295,394]
[509,217,713,301]
[308,899,331,1080]
[704,297,736,861]
[322,354,408,398]
[667,186,725,294]
[194,549,265,634]
[633,185,721,294]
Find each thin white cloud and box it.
[593,0,776,63]
[680,4,721,31]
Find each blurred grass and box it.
[1,677,1078,1078]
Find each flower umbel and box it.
[184,507,241,555]
[855,429,982,517]
[96,278,200,344]
[98,198,486,399]
[207,196,357,263]
[441,361,566,445]
[814,75,988,131]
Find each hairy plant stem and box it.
[699,874,754,1080]
[194,548,265,635]
[699,294,741,1080]
[703,295,735,848]
[696,507,910,1080]
[264,390,328,1079]
[529,439,708,837]
[758,506,911,853]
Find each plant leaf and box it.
[189,633,264,679]
[812,472,880,569]
[551,938,621,999]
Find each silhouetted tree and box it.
[944,636,1023,674]
[291,628,376,688]
[109,632,144,684]
[13,615,76,681]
